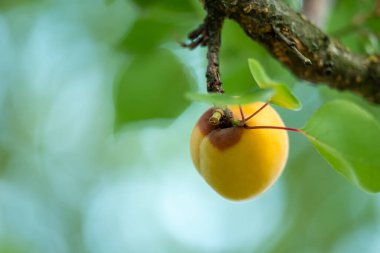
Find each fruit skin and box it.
[190,102,289,201]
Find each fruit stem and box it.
[209,108,224,126]
[244,103,269,122]
[244,125,302,133]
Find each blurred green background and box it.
[0,0,380,252]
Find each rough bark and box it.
[183,0,380,104]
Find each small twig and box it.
[188,23,205,40]
[180,36,205,49]
[180,23,208,49]
[272,26,312,66]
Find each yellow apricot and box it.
[190,102,289,201]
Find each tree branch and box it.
[184,0,380,103]
[204,13,225,93]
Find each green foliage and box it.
[113,0,200,131]
[118,5,198,55]
[248,58,301,110]
[0,0,41,10]
[0,147,10,175]
[327,0,375,33]
[0,242,27,253]
[118,17,175,54]
[327,0,379,54]
[302,100,380,192]
[114,49,194,128]
[220,21,298,94]
[130,0,195,12]
[1,0,380,252]
[187,58,300,109]
[186,89,273,106]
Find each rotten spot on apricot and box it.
[197,108,215,136]
[208,127,243,151]
[196,108,242,150]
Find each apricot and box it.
[190,102,289,201]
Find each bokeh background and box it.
[1,0,380,252]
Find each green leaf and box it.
[302,100,380,193]
[271,85,301,109]
[118,17,173,54]
[105,0,116,5]
[0,146,10,175]
[326,0,373,34]
[114,49,194,129]
[248,58,301,110]
[118,9,198,55]
[186,89,273,106]
[0,0,41,10]
[131,0,195,12]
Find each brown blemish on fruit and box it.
[196,108,242,150]
[208,127,243,151]
[197,108,215,135]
